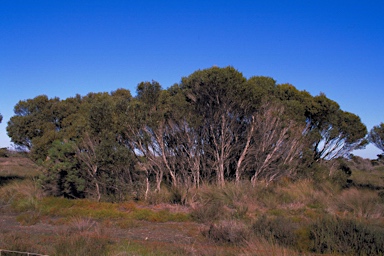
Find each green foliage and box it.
[369,122,384,153]
[40,140,86,198]
[6,66,368,196]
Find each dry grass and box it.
[242,238,310,256]
[350,169,384,189]
[0,156,41,178]
[0,179,43,212]
[330,188,384,219]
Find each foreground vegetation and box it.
[1,153,384,255]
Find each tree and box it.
[122,81,173,193]
[180,66,247,187]
[304,94,367,160]
[227,101,305,185]
[369,123,384,153]
[75,92,137,201]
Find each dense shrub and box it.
[202,221,250,245]
[0,148,9,157]
[252,215,301,249]
[252,214,384,255]
[308,216,384,255]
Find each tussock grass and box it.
[0,179,43,212]
[331,188,384,219]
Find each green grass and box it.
[38,197,191,222]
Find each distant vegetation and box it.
[1,67,384,255]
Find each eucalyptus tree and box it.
[304,93,367,160]
[369,123,384,154]
[6,95,71,161]
[180,66,249,186]
[75,91,137,201]
[120,81,172,193]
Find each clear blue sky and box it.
[1,0,383,158]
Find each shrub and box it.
[308,216,384,255]
[252,215,301,249]
[202,220,250,245]
[0,147,9,157]
[190,200,225,223]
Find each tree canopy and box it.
[369,123,384,154]
[6,66,368,200]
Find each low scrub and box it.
[252,215,303,250]
[309,216,384,255]
[252,214,384,255]
[202,220,250,245]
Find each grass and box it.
[0,155,41,179]
[1,155,384,255]
[331,187,384,219]
[350,168,384,189]
[0,179,43,212]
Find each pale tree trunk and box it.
[76,133,102,201]
[235,116,255,184]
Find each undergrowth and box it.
[1,155,384,255]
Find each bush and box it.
[308,216,384,255]
[190,200,225,223]
[0,147,9,157]
[252,215,301,249]
[202,220,250,245]
[252,214,384,255]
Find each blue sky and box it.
[1,0,383,158]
